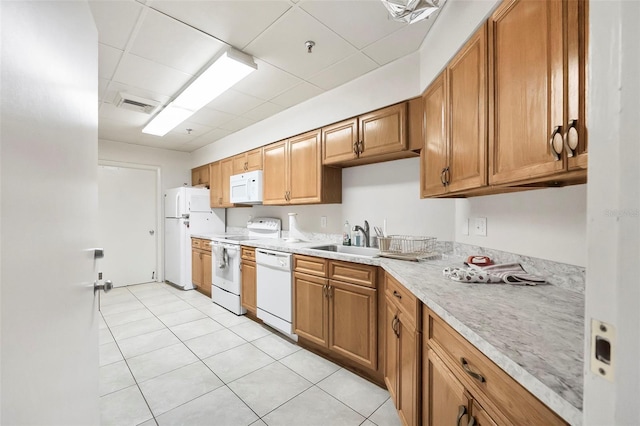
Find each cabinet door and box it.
[489,0,565,184]
[384,302,399,405]
[192,250,202,288]
[328,280,377,370]
[293,272,328,347]
[201,252,212,297]
[241,261,257,314]
[566,0,588,170]
[322,118,358,165]
[220,158,234,207]
[421,72,448,197]
[209,162,223,208]
[289,130,322,204]
[424,348,470,426]
[232,153,247,175]
[397,315,420,426]
[262,140,288,205]
[246,148,263,171]
[358,103,407,158]
[191,168,200,186]
[448,23,488,193]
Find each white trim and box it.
[98,159,162,283]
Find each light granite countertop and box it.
[190,235,584,425]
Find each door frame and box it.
[98,160,162,283]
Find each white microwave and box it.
[229,170,263,204]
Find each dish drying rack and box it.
[377,235,439,261]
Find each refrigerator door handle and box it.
[175,193,181,218]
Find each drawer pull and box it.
[391,315,400,337]
[392,290,402,299]
[549,125,563,161]
[456,405,467,426]
[467,417,476,426]
[461,357,486,383]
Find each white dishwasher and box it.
[256,249,296,340]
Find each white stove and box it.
[210,218,281,315]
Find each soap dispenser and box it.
[343,221,351,246]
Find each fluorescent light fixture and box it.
[143,49,257,136]
[380,0,444,24]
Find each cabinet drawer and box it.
[385,273,420,329]
[191,238,202,249]
[329,261,376,288]
[200,239,211,252]
[241,246,255,261]
[294,255,328,277]
[427,311,565,426]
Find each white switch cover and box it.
[320,216,327,228]
[474,217,487,236]
[590,319,615,381]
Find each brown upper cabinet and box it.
[209,159,235,208]
[488,0,588,186]
[322,102,421,167]
[263,130,342,205]
[191,164,210,187]
[232,147,263,175]
[421,23,488,198]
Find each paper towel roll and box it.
[287,213,306,242]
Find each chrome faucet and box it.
[353,220,370,247]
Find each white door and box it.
[98,165,157,287]
[0,2,99,425]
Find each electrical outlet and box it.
[98,272,103,280]
[474,217,487,236]
[320,216,327,228]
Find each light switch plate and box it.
[320,216,327,228]
[590,319,615,381]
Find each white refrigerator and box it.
[164,187,225,289]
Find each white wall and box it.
[583,1,640,423]
[99,139,191,191]
[227,158,456,241]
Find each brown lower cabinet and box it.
[191,238,211,297]
[240,247,257,315]
[423,306,567,426]
[293,255,378,373]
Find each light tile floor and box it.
[99,282,402,426]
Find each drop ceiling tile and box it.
[270,82,324,109]
[206,89,264,116]
[168,121,214,140]
[218,116,258,133]
[363,15,436,65]
[148,1,292,49]
[190,128,233,146]
[99,103,152,127]
[89,0,143,50]
[308,52,378,91]
[233,60,302,101]
[180,138,218,152]
[129,9,226,76]
[99,79,110,102]
[299,0,406,49]
[98,118,146,144]
[112,53,192,97]
[243,102,287,122]
[188,108,237,128]
[245,8,357,79]
[99,44,123,80]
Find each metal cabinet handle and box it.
[549,125,563,161]
[467,416,476,426]
[353,141,359,156]
[461,357,486,383]
[391,315,400,337]
[444,166,451,185]
[564,119,578,158]
[393,290,402,299]
[327,284,333,298]
[358,140,364,154]
[456,405,467,426]
[322,284,328,297]
[440,168,447,186]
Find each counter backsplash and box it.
[228,226,585,294]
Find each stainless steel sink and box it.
[308,244,380,258]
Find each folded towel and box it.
[443,263,546,286]
[212,246,228,269]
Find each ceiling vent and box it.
[114,92,160,114]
